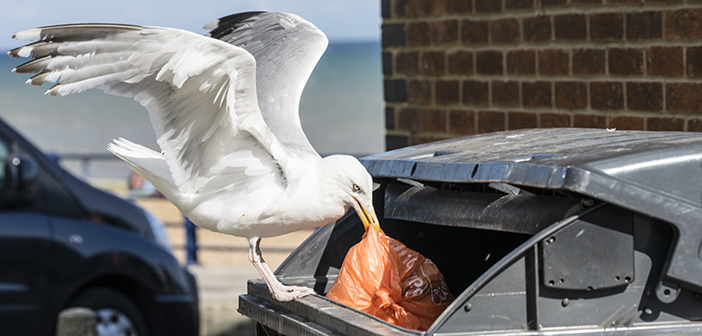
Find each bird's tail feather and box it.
[107,138,179,197]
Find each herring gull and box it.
[9,11,380,301]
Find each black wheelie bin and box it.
[239,128,702,336]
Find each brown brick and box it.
[447,0,471,14]
[555,82,588,110]
[573,0,601,3]
[647,46,683,77]
[687,47,702,78]
[688,119,702,132]
[436,80,460,105]
[383,52,392,75]
[408,80,432,104]
[626,82,662,111]
[417,0,445,16]
[449,109,475,134]
[523,16,551,42]
[608,116,644,130]
[448,51,473,75]
[666,83,702,112]
[393,0,416,18]
[539,49,569,75]
[506,0,533,10]
[492,80,520,107]
[462,20,488,44]
[398,108,422,131]
[554,14,587,41]
[478,111,506,133]
[572,49,605,75]
[386,107,395,130]
[383,23,405,47]
[608,48,644,76]
[522,81,552,108]
[666,9,702,40]
[590,13,623,41]
[476,51,503,75]
[490,18,520,44]
[463,80,489,106]
[421,51,445,76]
[574,114,606,128]
[607,0,639,3]
[647,117,684,131]
[507,50,536,75]
[396,51,419,75]
[540,113,571,128]
[423,109,447,132]
[431,19,459,45]
[508,111,538,130]
[407,21,430,46]
[626,11,662,40]
[385,79,407,102]
[475,0,501,12]
[590,82,624,110]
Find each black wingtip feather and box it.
[207,11,266,39]
[13,54,53,73]
[35,24,143,43]
[8,47,20,58]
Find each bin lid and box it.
[361,128,702,292]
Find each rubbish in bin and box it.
[326,225,454,331]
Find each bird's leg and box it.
[247,237,315,301]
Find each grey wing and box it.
[205,12,328,160]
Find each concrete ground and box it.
[131,197,310,336]
[189,266,261,336]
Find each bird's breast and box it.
[184,193,348,239]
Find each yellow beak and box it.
[352,197,380,233]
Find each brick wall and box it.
[381,0,702,150]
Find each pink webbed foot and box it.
[271,285,316,302]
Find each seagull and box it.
[9,12,380,302]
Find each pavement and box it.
[112,196,301,336]
[189,265,261,336]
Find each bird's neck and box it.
[262,163,349,228]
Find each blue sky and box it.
[0,0,382,50]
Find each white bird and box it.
[9,12,380,302]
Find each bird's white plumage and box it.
[9,13,379,301]
[12,23,291,225]
[11,28,42,42]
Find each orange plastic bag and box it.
[326,225,455,331]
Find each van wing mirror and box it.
[3,153,39,206]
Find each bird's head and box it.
[317,155,380,233]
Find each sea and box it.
[0,42,385,182]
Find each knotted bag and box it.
[326,225,454,331]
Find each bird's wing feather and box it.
[205,12,328,159]
[10,24,290,198]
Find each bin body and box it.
[239,128,702,335]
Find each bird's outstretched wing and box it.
[205,12,328,160]
[9,24,290,197]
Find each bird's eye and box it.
[352,183,361,192]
